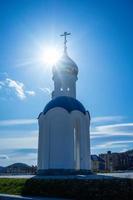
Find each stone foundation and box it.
[37,169,92,176]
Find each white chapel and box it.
[37,32,91,175]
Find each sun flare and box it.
[41,47,61,65]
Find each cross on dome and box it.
[52,32,78,99]
[60,32,71,54]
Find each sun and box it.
[41,47,61,65]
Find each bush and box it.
[22,178,133,199]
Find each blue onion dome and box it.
[52,53,78,76]
[43,96,86,115]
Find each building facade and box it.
[91,155,105,172]
[99,150,133,171]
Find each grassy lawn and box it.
[0,178,27,195]
[0,178,133,199]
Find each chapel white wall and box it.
[38,108,91,171]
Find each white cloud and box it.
[91,118,133,152]
[0,130,37,139]
[120,148,128,153]
[90,122,133,138]
[0,81,5,86]
[26,90,36,96]
[97,123,133,131]
[92,140,133,150]
[6,78,26,100]
[0,119,37,126]
[4,155,37,167]
[40,87,52,95]
[0,137,38,150]
[90,132,133,139]
[0,75,36,100]
[92,144,127,150]
[0,149,37,167]
[91,116,125,124]
[0,155,9,160]
[0,81,5,91]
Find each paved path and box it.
[0,172,133,179]
[0,174,114,179]
[0,194,67,200]
[98,172,133,179]
[0,175,33,179]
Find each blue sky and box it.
[0,0,133,166]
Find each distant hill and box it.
[1,163,37,175]
[0,166,6,173]
[0,163,37,175]
[6,163,31,169]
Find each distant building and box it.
[99,151,113,171]
[0,163,37,175]
[99,149,133,171]
[91,155,105,172]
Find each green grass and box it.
[0,178,27,195]
[0,178,133,199]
